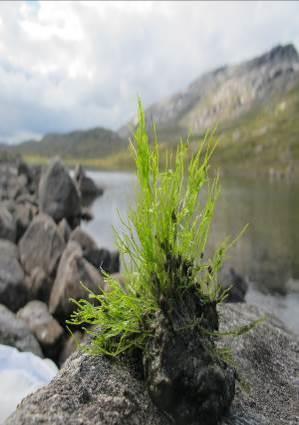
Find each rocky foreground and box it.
[0,153,119,365]
[6,303,299,425]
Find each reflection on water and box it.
[83,171,299,334]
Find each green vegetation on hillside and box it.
[12,127,128,163]
[213,81,299,176]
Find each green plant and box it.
[68,100,251,357]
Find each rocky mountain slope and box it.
[4,43,299,175]
[120,44,299,140]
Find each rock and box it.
[87,248,120,274]
[39,158,81,228]
[0,305,42,357]
[58,218,71,243]
[0,239,19,258]
[70,227,120,274]
[29,164,42,194]
[81,206,93,222]
[218,304,299,425]
[0,205,16,241]
[58,331,83,367]
[25,267,52,303]
[0,241,27,311]
[49,241,104,321]
[220,267,249,303]
[17,301,64,359]
[143,287,235,425]
[6,304,299,425]
[19,213,65,280]
[13,202,37,241]
[70,227,97,254]
[74,164,103,202]
[15,193,38,206]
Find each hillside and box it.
[9,127,127,162]
[119,44,299,141]
[6,43,299,175]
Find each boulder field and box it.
[0,155,119,365]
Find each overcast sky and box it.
[0,1,299,143]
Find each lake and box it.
[83,171,299,335]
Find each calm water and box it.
[83,171,299,334]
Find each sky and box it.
[0,1,299,144]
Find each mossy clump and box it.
[68,100,244,424]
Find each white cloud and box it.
[0,0,298,143]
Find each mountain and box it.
[6,43,299,174]
[120,44,299,138]
[9,127,127,160]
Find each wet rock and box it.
[17,301,64,359]
[74,164,103,202]
[49,241,104,321]
[39,158,81,228]
[6,303,299,425]
[220,267,248,303]
[19,213,65,279]
[0,205,16,242]
[0,304,42,357]
[0,241,27,311]
[58,218,71,243]
[143,287,235,425]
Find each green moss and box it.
[67,101,236,357]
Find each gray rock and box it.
[70,227,120,274]
[6,304,299,425]
[0,241,27,311]
[0,239,19,258]
[58,218,71,243]
[25,267,52,303]
[74,164,103,201]
[58,331,83,367]
[7,350,168,425]
[220,267,249,303]
[87,248,120,274]
[39,158,81,228]
[19,213,65,279]
[13,202,37,241]
[218,304,299,425]
[69,227,97,255]
[0,205,16,242]
[81,206,93,222]
[49,241,104,321]
[17,301,64,359]
[0,304,42,357]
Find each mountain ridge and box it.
[119,43,299,139]
[3,43,299,175]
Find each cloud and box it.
[0,0,299,143]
